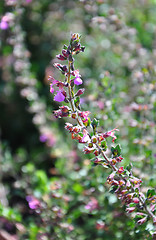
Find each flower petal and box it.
[74,77,83,85]
[50,84,54,94]
[54,91,65,102]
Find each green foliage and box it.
[146,189,156,199]
[0,204,21,222]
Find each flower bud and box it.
[88,142,93,148]
[60,106,70,113]
[133,197,139,203]
[98,135,104,142]
[126,206,135,213]
[68,54,73,63]
[71,113,76,119]
[62,49,69,58]
[94,149,100,156]
[75,88,85,96]
[116,156,123,162]
[111,159,117,165]
[117,166,124,174]
[92,136,97,143]
[94,158,103,164]
[83,147,94,154]
[137,216,147,225]
[62,65,68,72]
[56,54,66,61]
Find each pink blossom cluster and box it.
[49,33,156,229]
[0,13,14,30]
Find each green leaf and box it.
[87,117,91,126]
[129,203,136,208]
[101,140,107,151]
[91,118,99,134]
[146,189,156,198]
[73,183,83,193]
[74,97,80,109]
[126,163,133,172]
[111,144,121,157]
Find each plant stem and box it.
[66,53,156,225]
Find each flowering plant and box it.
[49,33,156,236]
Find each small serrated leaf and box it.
[111,144,121,157]
[126,163,133,172]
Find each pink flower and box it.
[96,220,106,230]
[39,132,56,147]
[117,166,124,174]
[126,206,135,213]
[137,216,147,225]
[26,196,41,210]
[103,128,119,142]
[0,13,14,30]
[54,106,70,118]
[56,54,66,61]
[85,197,99,212]
[81,134,90,143]
[50,83,55,94]
[54,91,65,102]
[0,20,8,30]
[78,111,90,123]
[49,76,66,102]
[73,70,83,85]
[150,204,156,212]
[130,177,142,189]
[49,77,59,94]
[81,129,90,143]
[133,197,139,203]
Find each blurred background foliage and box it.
[0,0,156,239]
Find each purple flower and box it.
[54,91,65,102]
[39,134,47,142]
[73,70,83,85]
[49,77,58,94]
[26,196,41,210]
[103,128,119,143]
[0,13,14,30]
[0,20,8,30]
[74,77,83,85]
[49,76,66,102]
